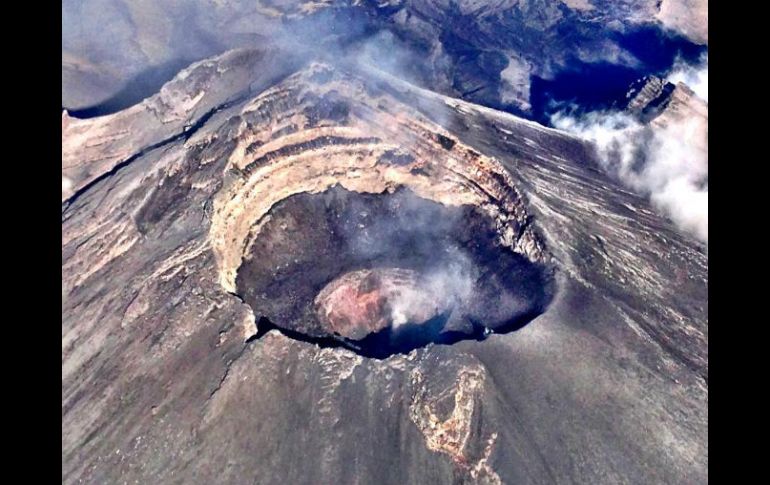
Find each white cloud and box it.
[667,53,708,102]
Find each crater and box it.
[235,186,553,358]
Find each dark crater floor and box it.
[236,186,554,358]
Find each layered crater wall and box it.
[208,64,553,354]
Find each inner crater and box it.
[235,186,553,358]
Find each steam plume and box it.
[552,105,708,243]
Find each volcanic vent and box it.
[210,64,554,358]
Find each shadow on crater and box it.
[65,58,195,118]
[250,305,546,360]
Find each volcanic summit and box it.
[62,0,710,473]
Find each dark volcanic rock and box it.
[62,49,707,484]
[625,75,678,122]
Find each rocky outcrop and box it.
[62,48,707,484]
[626,75,707,123]
[625,75,676,122]
[625,74,708,168]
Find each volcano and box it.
[62,47,707,484]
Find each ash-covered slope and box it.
[62,49,707,484]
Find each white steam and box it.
[667,53,708,102]
[552,106,708,243]
[388,260,475,329]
